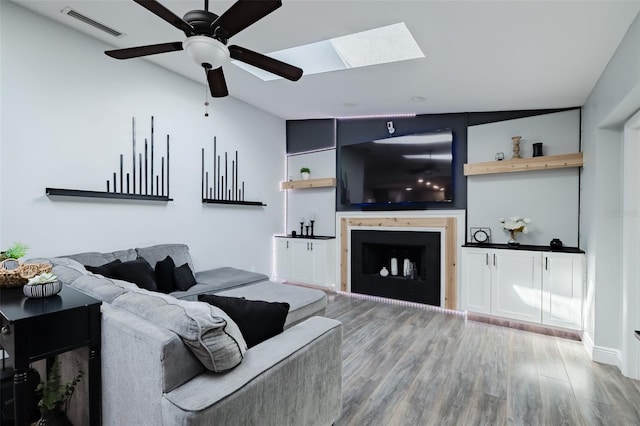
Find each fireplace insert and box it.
[351,230,441,306]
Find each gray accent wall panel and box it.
[286,119,336,154]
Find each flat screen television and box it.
[339,129,454,209]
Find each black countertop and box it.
[275,234,335,240]
[463,243,584,254]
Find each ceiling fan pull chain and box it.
[204,86,210,117]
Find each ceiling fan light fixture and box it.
[184,36,230,68]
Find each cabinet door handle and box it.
[286,241,289,249]
[485,253,489,266]
[493,253,496,267]
[310,242,314,251]
[545,257,548,271]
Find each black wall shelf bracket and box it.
[201,137,265,207]
[46,116,172,203]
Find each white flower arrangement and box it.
[499,216,531,234]
[27,272,58,285]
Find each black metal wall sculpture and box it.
[201,137,266,206]
[46,116,172,201]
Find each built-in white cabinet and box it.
[542,252,584,329]
[492,250,542,323]
[275,237,336,288]
[461,248,492,314]
[461,247,584,330]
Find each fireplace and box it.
[351,230,441,306]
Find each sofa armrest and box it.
[162,316,343,426]
[100,304,205,426]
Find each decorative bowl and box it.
[23,280,62,298]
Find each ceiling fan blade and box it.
[229,45,303,81]
[207,67,229,97]
[212,0,281,39]
[105,42,183,59]
[133,0,195,36]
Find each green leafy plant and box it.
[300,167,310,174]
[1,242,29,260]
[36,360,83,415]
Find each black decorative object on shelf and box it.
[201,137,266,207]
[550,238,564,250]
[46,117,172,202]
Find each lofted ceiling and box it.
[11,0,640,120]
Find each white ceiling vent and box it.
[61,7,124,38]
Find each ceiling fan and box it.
[105,0,303,98]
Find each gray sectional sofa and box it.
[34,244,342,426]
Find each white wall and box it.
[581,10,640,365]
[0,2,285,274]
[285,149,336,236]
[467,110,581,246]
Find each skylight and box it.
[232,23,425,81]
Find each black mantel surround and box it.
[351,230,441,306]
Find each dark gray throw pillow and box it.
[84,259,122,278]
[155,256,176,293]
[110,257,158,292]
[198,294,290,348]
[174,263,197,291]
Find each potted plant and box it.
[300,167,311,180]
[23,272,63,298]
[36,360,83,426]
[0,242,29,270]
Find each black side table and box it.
[0,285,101,426]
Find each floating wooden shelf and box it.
[202,199,266,207]
[464,153,583,176]
[280,177,336,190]
[46,188,172,201]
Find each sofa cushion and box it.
[112,289,247,372]
[84,259,122,277]
[193,267,268,292]
[216,281,327,328]
[155,256,177,293]
[69,274,139,303]
[64,249,137,267]
[174,263,197,291]
[198,294,290,348]
[136,244,195,272]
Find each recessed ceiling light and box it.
[433,185,440,189]
[406,187,413,191]
[440,188,445,191]
[426,182,431,185]
[417,178,424,183]
[411,96,426,102]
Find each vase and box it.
[508,230,520,246]
[37,410,72,426]
[23,280,62,298]
[533,142,543,157]
[512,136,522,159]
[301,172,310,180]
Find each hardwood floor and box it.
[324,293,640,426]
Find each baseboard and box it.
[592,345,622,367]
